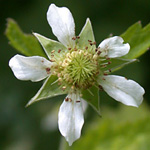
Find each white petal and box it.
[9,54,52,82]
[98,36,130,58]
[47,4,75,48]
[99,75,145,107]
[58,93,84,146]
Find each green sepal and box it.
[82,86,100,116]
[121,21,150,59]
[26,75,67,107]
[101,58,137,73]
[5,18,46,58]
[33,33,66,59]
[78,18,96,50]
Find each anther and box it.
[85,46,88,50]
[72,37,76,40]
[68,98,72,102]
[93,42,96,45]
[65,97,69,102]
[88,40,92,42]
[57,73,61,77]
[71,86,75,90]
[106,57,110,60]
[58,77,62,82]
[46,68,50,74]
[68,48,71,50]
[100,64,107,68]
[51,54,54,57]
[74,48,77,51]
[58,49,61,53]
[76,36,80,39]
[95,48,98,52]
[62,86,66,91]
[76,100,80,103]
[98,85,103,91]
[90,43,93,46]
[103,73,108,76]
[97,51,101,55]
[108,61,112,65]
[109,69,111,72]
[49,59,55,62]
[51,50,55,53]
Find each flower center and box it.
[51,48,100,91]
[50,38,112,92]
[64,50,98,88]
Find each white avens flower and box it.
[9,4,145,146]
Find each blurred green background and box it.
[0,0,150,150]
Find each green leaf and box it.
[78,18,96,49]
[121,21,150,59]
[5,18,46,58]
[34,33,66,59]
[26,75,67,107]
[71,105,150,150]
[82,86,100,116]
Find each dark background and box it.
[0,0,150,149]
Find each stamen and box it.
[76,36,80,39]
[58,49,61,53]
[72,37,76,40]
[103,73,108,76]
[97,51,101,55]
[74,48,77,51]
[76,100,80,103]
[68,98,72,102]
[98,85,103,91]
[106,57,110,60]
[51,50,55,53]
[46,68,50,74]
[68,48,71,50]
[109,69,111,72]
[65,97,69,102]
[50,59,55,62]
[95,48,98,52]
[100,64,107,68]
[93,42,96,45]
[108,61,112,65]
[85,46,88,50]
[62,86,66,91]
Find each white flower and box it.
[9,4,145,146]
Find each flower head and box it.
[9,4,145,146]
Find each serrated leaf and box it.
[121,21,150,59]
[5,18,46,58]
[78,18,96,49]
[34,33,66,59]
[26,75,67,106]
[82,86,100,116]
